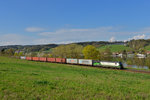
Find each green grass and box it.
[0,56,150,100]
[126,66,150,71]
[98,45,132,52]
[144,45,150,51]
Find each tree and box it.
[51,45,67,58]
[51,44,83,58]
[128,39,147,50]
[82,45,99,59]
[122,50,127,60]
[19,52,24,57]
[0,49,5,55]
[99,48,112,61]
[31,52,37,57]
[65,44,83,58]
[103,48,112,61]
[14,52,19,57]
[5,48,15,56]
[48,54,53,57]
[43,53,49,57]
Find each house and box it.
[146,51,150,55]
[127,54,134,58]
[136,53,146,58]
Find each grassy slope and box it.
[0,57,150,100]
[98,45,131,52]
[145,45,150,51]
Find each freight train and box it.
[20,57,124,69]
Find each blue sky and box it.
[0,0,150,45]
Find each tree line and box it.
[0,44,113,61]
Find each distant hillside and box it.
[98,45,132,52]
[0,41,126,52]
[75,41,125,47]
[1,39,150,54]
[0,44,58,53]
[145,45,150,51]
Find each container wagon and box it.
[78,59,93,65]
[47,58,56,62]
[56,58,66,63]
[32,57,39,61]
[66,58,78,64]
[39,57,47,62]
[26,57,32,61]
[20,56,26,60]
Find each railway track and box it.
[124,68,150,74]
[81,65,150,74]
[101,67,150,74]
[72,64,150,74]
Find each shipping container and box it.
[26,57,32,60]
[56,58,61,63]
[32,57,39,61]
[61,58,66,63]
[39,57,47,62]
[66,58,78,64]
[47,58,56,62]
[56,58,66,63]
[20,56,26,60]
[78,59,92,65]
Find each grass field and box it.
[144,45,150,51]
[98,45,132,52]
[0,56,150,100]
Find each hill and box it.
[0,56,150,99]
[98,45,132,52]
[0,44,58,53]
[144,45,150,51]
[0,41,126,53]
[1,39,150,53]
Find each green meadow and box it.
[0,56,150,100]
[145,45,150,51]
[98,45,132,52]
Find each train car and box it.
[47,58,56,62]
[78,59,92,65]
[56,58,66,63]
[56,58,61,63]
[32,57,39,61]
[66,58,78,64]
[20,56,26,60]
[92,60,124,69]
[26,57,32,61]
[39,57,47,62]
[61,58,66,63]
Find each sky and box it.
[0,0,150,46]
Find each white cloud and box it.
[133,34,146,39]
[129,34,146,40]
[37,26,150,44]
[37,27,117,44]
[1,26,150,46]
[39,27,114,36]
[25,27,45,32]
[109,37,116,42]
[0,34,34,46]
